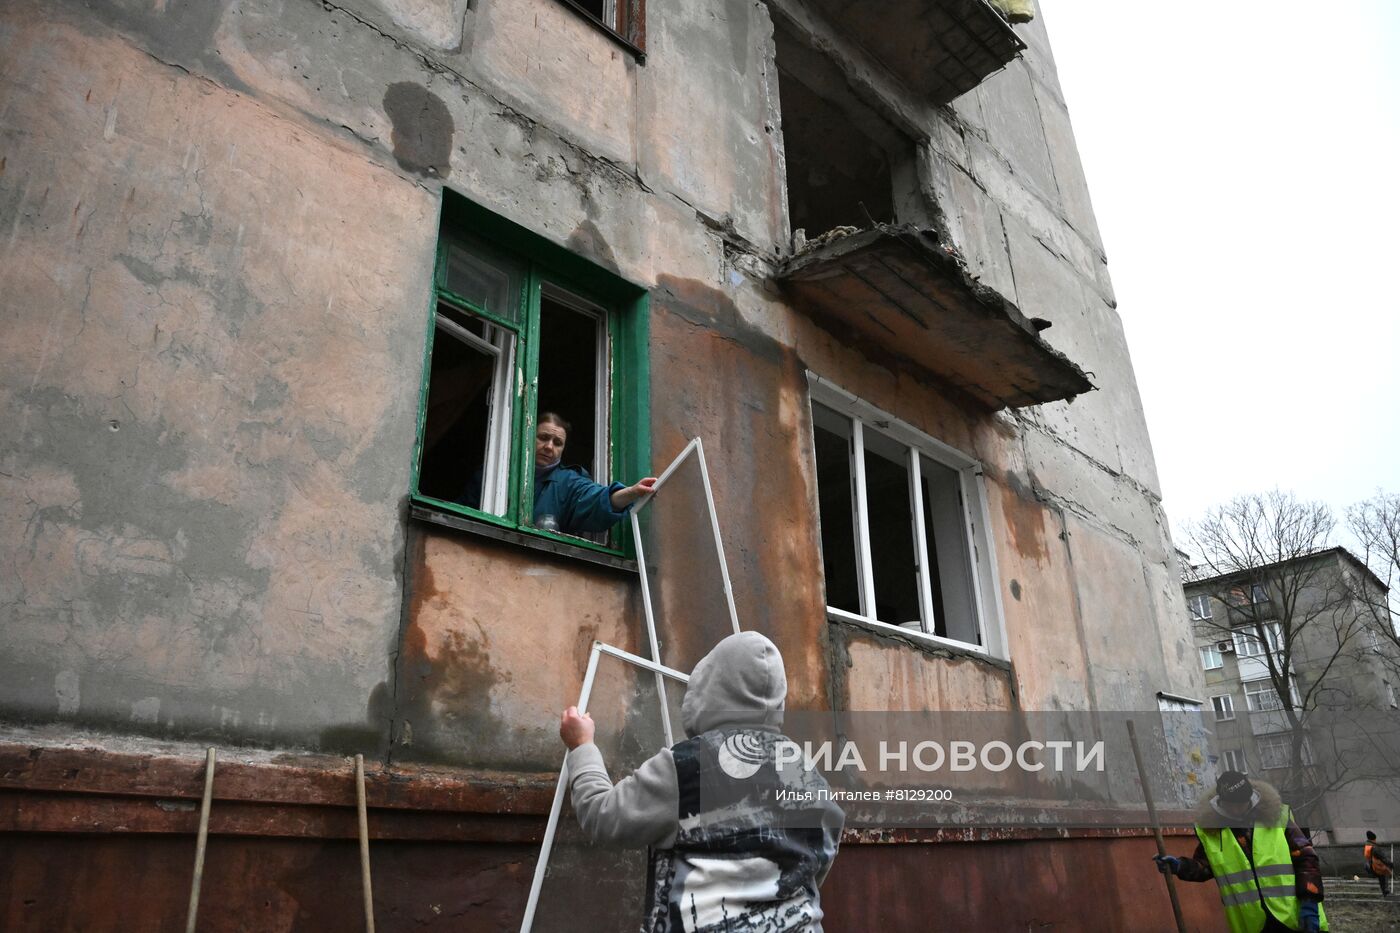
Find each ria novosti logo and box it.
[775,739,1107,774]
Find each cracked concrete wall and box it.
[0,0,1200,771]
[932,5,1202,710]
[0,0,436,751]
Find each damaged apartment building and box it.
[1,0,1218,928]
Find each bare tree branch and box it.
[1185,490,1400,823]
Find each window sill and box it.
[410,503,638,574]
[826,608,1011,672]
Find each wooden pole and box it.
[184,747,217,933]
[1127,719,1188,933]
[355,754,376,933]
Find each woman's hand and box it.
[610,476,659,510]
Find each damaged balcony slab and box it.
[776,226,1094,409]
[797,0,1025,104]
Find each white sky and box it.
[1037,0,1400,539]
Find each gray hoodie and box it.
[566,631,843,931]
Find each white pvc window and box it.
[1222,748,1248,773]
[1211,694,1235,721]
[1258,733,1313,770]
[1233,622,1283,659]
[428,303,517,516]
[1188,594,1213,621]
[1244,676,1300,712]
[1200,645,1223,671]
[808,376,1004,656]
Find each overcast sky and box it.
[1037,0,1400,541]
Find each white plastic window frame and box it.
[1200,644,1223,671]
[806,373,1008,659]
[1188,594,1213,621]
[628,437,742,671]
[1211,693,1235,721]
[1243,675,1300,712]
[522,438,740,933]
[1233,622,1283,659]
[520,642,689,933]
[1257,732,1313,770]
[1222,748,1248,773]
[433,304,517,516]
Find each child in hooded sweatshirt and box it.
[559,631,844,932]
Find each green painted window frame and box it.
[410,192,650,560]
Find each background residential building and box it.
[1,0,1218,927]
[1188,548,1400,844]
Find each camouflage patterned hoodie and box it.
[566,632,844,931]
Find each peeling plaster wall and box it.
[0,4,435,750]
[0,0,1201,775]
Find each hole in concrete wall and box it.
[775,23,917,241]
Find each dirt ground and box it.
[1324,882,1400,932]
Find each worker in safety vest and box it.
[1154,770,1325,933]
[1364,830,1393,896]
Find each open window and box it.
[808,375,1004,655]
[413,193,649,561]
[773,22,924,242]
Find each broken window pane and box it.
[919,454,979,645]
[863,428,920,627]
[635,444,739,674]
[417,303,515,513]
[812,403,861,615]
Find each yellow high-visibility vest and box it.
[1195,805,1327,932]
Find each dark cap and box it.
[1368,831,1378,841]
[1216,770,1253,804]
